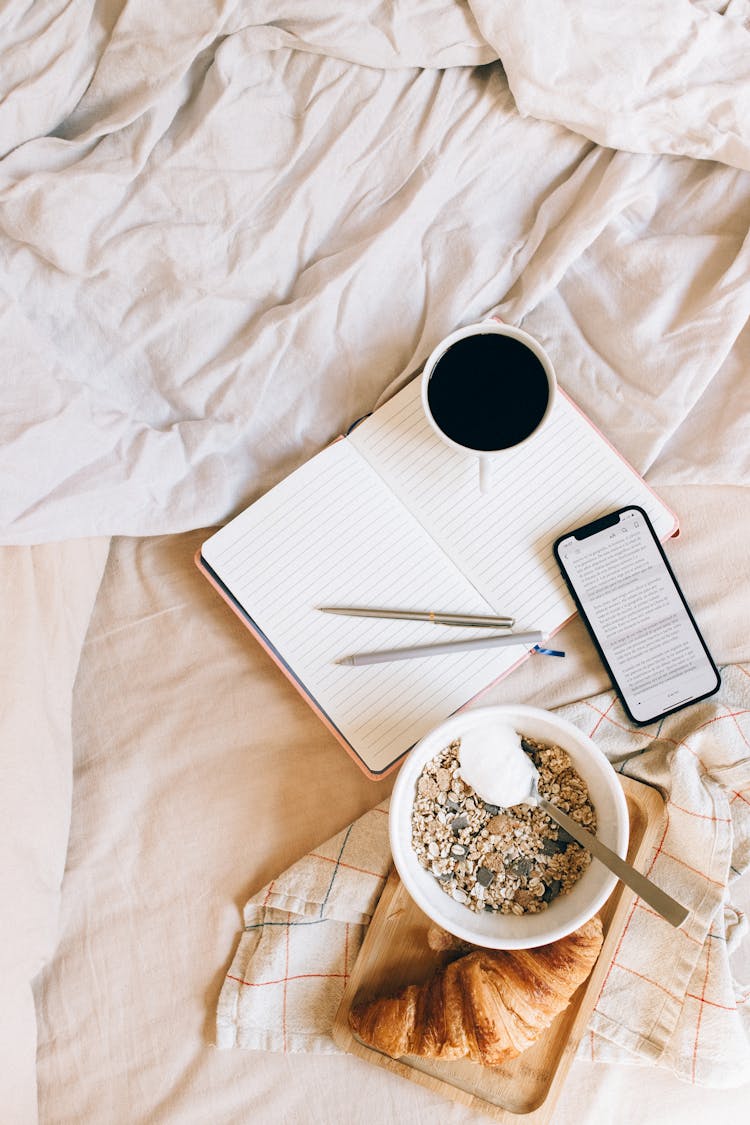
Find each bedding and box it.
[2,1,750,543]
[2,1,750,1122]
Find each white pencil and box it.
[335,630,545,666]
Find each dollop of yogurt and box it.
[457,722,536,807]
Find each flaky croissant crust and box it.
[348,914,603,1067]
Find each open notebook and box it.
[198,377,677,778]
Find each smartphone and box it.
[554,505,720,725]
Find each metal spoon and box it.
[526,769,689,928]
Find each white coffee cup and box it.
[421,321,557,492]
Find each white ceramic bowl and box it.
[389,704,629,949]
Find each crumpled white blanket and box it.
[1,1,749,543]
[216,666,750,1088]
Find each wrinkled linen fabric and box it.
[20,489,747,1122]
[471,0,750,169]
[1,1,749,543]
[0,537,110,1125]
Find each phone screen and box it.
[554,506,720,724]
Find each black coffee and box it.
[426,333,550,451]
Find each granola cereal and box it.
[411,735,596,914]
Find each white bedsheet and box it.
[18,487,750,1125]
[1,1,749,542]
[3,3,750,1123]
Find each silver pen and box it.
[335,630,545,666]
[318,606,515,628]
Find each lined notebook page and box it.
[350,378,677,639]
[201,441,540,775]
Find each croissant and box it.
[348,915,603,1067]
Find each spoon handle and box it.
[538,797,689,928]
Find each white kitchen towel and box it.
[216,664,750,1086]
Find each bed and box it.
[2,3,750,1122]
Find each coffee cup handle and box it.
[479,454,493,494]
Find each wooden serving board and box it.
[332,775,663,1121]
